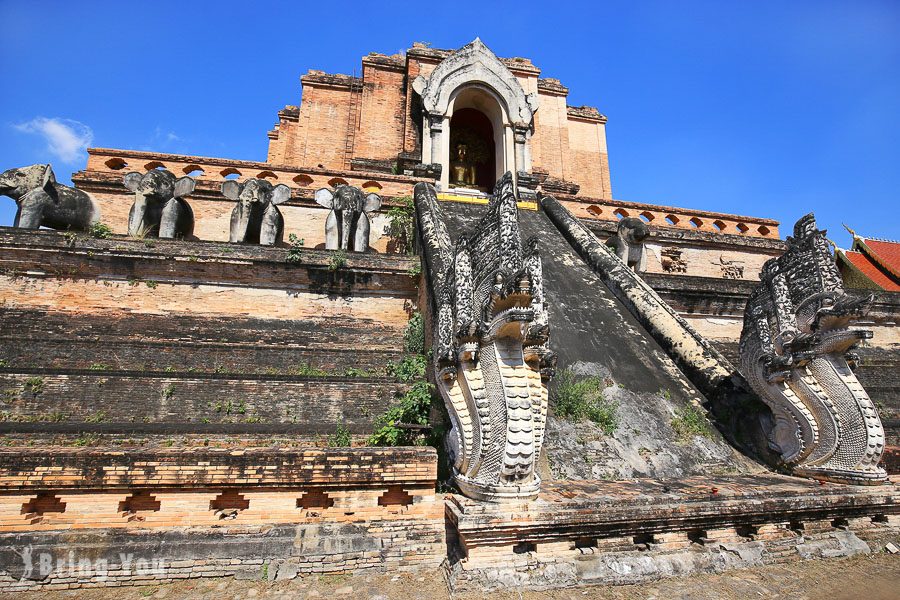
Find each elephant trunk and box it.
[235,202,253,242]
[129,193,149,236]
[340,208,354,250]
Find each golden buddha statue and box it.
[450,143,477,187]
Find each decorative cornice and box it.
[537,78,568,96]
[300,70,363,90]
[277,106,300,122]
[406,43,541,76]
[362,52,406,71]
[559,194,781,227]
[567,105,607,123]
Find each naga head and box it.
[739,213,885,485]
[420,171,554,501]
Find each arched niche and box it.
[444,85,510,190]
[414,39,537,191]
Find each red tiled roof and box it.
[843,250,900,291]
[863,239,900,278]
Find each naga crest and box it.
[415,172,556,501]
[739,213,886,484]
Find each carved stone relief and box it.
[0,164,100,231]
[607,217,649,271]
[415,172,555,501]
[739,213,886,485]
[123,169,195,239]
[661,247,687,274]
[315,185,382,252]
[720,256,745,280]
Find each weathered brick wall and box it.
[0,448,444,590]
[0,228,420,437]
[565,116,610,198]
[582,218,784,283]
[284,74,358,170]
[448,475,900,591]
[354,56,408,162]
[0,228,417,323]
[0,520,445,591]
[0,447,436,490]
[532,91,569,185]
[0,310,402,373]
[571,199,781,239]
[0,372,405,432]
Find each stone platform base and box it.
[446,474,900,591]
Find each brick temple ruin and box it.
[0,39,896,592]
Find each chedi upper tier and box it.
[73,38,779,252]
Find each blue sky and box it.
[1,0,897,243]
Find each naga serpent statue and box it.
[415,172,556,501]
[740,213,886,485]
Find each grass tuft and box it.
[552,368,618,434]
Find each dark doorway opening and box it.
[449,108,496,191]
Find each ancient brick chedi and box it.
[0,37,897,594]
[268,39,611,197]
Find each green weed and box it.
[671,404,713,441]
[88,222,112,239]
[328,249,348,271]
[552,369,618,434]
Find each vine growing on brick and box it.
[387,196,415,255]
[369,312,435,446]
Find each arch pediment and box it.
[413,39,538,126]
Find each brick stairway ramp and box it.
[446,474,900,590]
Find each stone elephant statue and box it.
[314,185,381,252]
[223,178,291,246]
[0,164,100,230]
[606,217,649,271]
[123,169,196,239]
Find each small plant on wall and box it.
[286,233,305,264]
[369,311,434,446]
[88,222,113,239]
[552,368,618,435]
[328,249,347,271]
[327,423,352,447]
[386,196,415,255]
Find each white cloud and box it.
[12,117,93,164]
[150,126,182,148]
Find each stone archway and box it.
[413,39,538,191]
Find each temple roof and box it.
[836,228,900,291]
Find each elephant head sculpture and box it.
[123,169,196,239]
[223,178,290,246]
[0,164,100,230]
[314,185,381,252]
[607,217,649,271]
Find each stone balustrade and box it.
[561,196,780,239]
[83,148,427,199]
